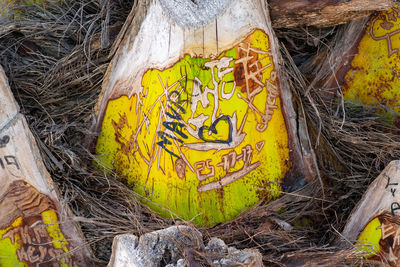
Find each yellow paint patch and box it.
[357,217,382,257]
[96,29,291,226]
[42,210,70,252]
[0,211,73,266]
[0,217,25,267]
[343,7,400,124]
[42,210,73,267]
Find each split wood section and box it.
[342,161,400,266]
[0,67,90,266]
[93,0,317,226]
[0,0,394,27]
[308,7,400,126]
[269,0,394,28]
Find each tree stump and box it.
[342,161,400,266]
[93,0,316,226]
[0,67,90,266]
[308,6,400,126]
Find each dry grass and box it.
[1,1,399,266]
[1,0,173,263]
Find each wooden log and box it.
[306,6,400,126]
[1,0,394,28]
[341,161,400,266]
[107,227,263,267]
[269,0,394,28]
[0,68,18,131]
[94,0,317,227]
[0,67,91,265]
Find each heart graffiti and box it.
[198,115,233,144]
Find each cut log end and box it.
[342,161,400,265]
[93,0,316,226]
[0,66,91,266]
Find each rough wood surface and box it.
[341,161,400,266]
[0,67,18,130]
[302,17,368,100]
[305,7,400,127]
[342,161,400,242]
[0,66,91,266]
[107,227,263,267]
[269,0,394,28]
[1,0,394,28]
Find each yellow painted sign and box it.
[342,7,400,125]
[357,214,400,265]
[96,29,291,226]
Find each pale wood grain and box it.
[0,66,91,266]
[270,0,394,28]
[342,161,400,243]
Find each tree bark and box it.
[1,0,395,28]
[269,0,394,28]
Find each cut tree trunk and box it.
[93,0,317,227]
[269,0,394,28]
[0,67,91,266]
[305,6,400,126]
[1,0,394,27]
[341,161,400,266]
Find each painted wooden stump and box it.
[94,0,316,226]
[342,161,400,266]
[0,67,90,266]
[312,5,400,126]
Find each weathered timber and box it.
[108,226,203,267]
[1,0,394,28]
[107,226,263,267]
[93,0,316,226]
[269,0,394,28]
[341,161,400,266]
[0,66,91,266]
[307,6,400,125]
[0,68,18,130]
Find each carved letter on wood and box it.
[342,161,400,266]
[94,0,316,226]
[0,66,90,266]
